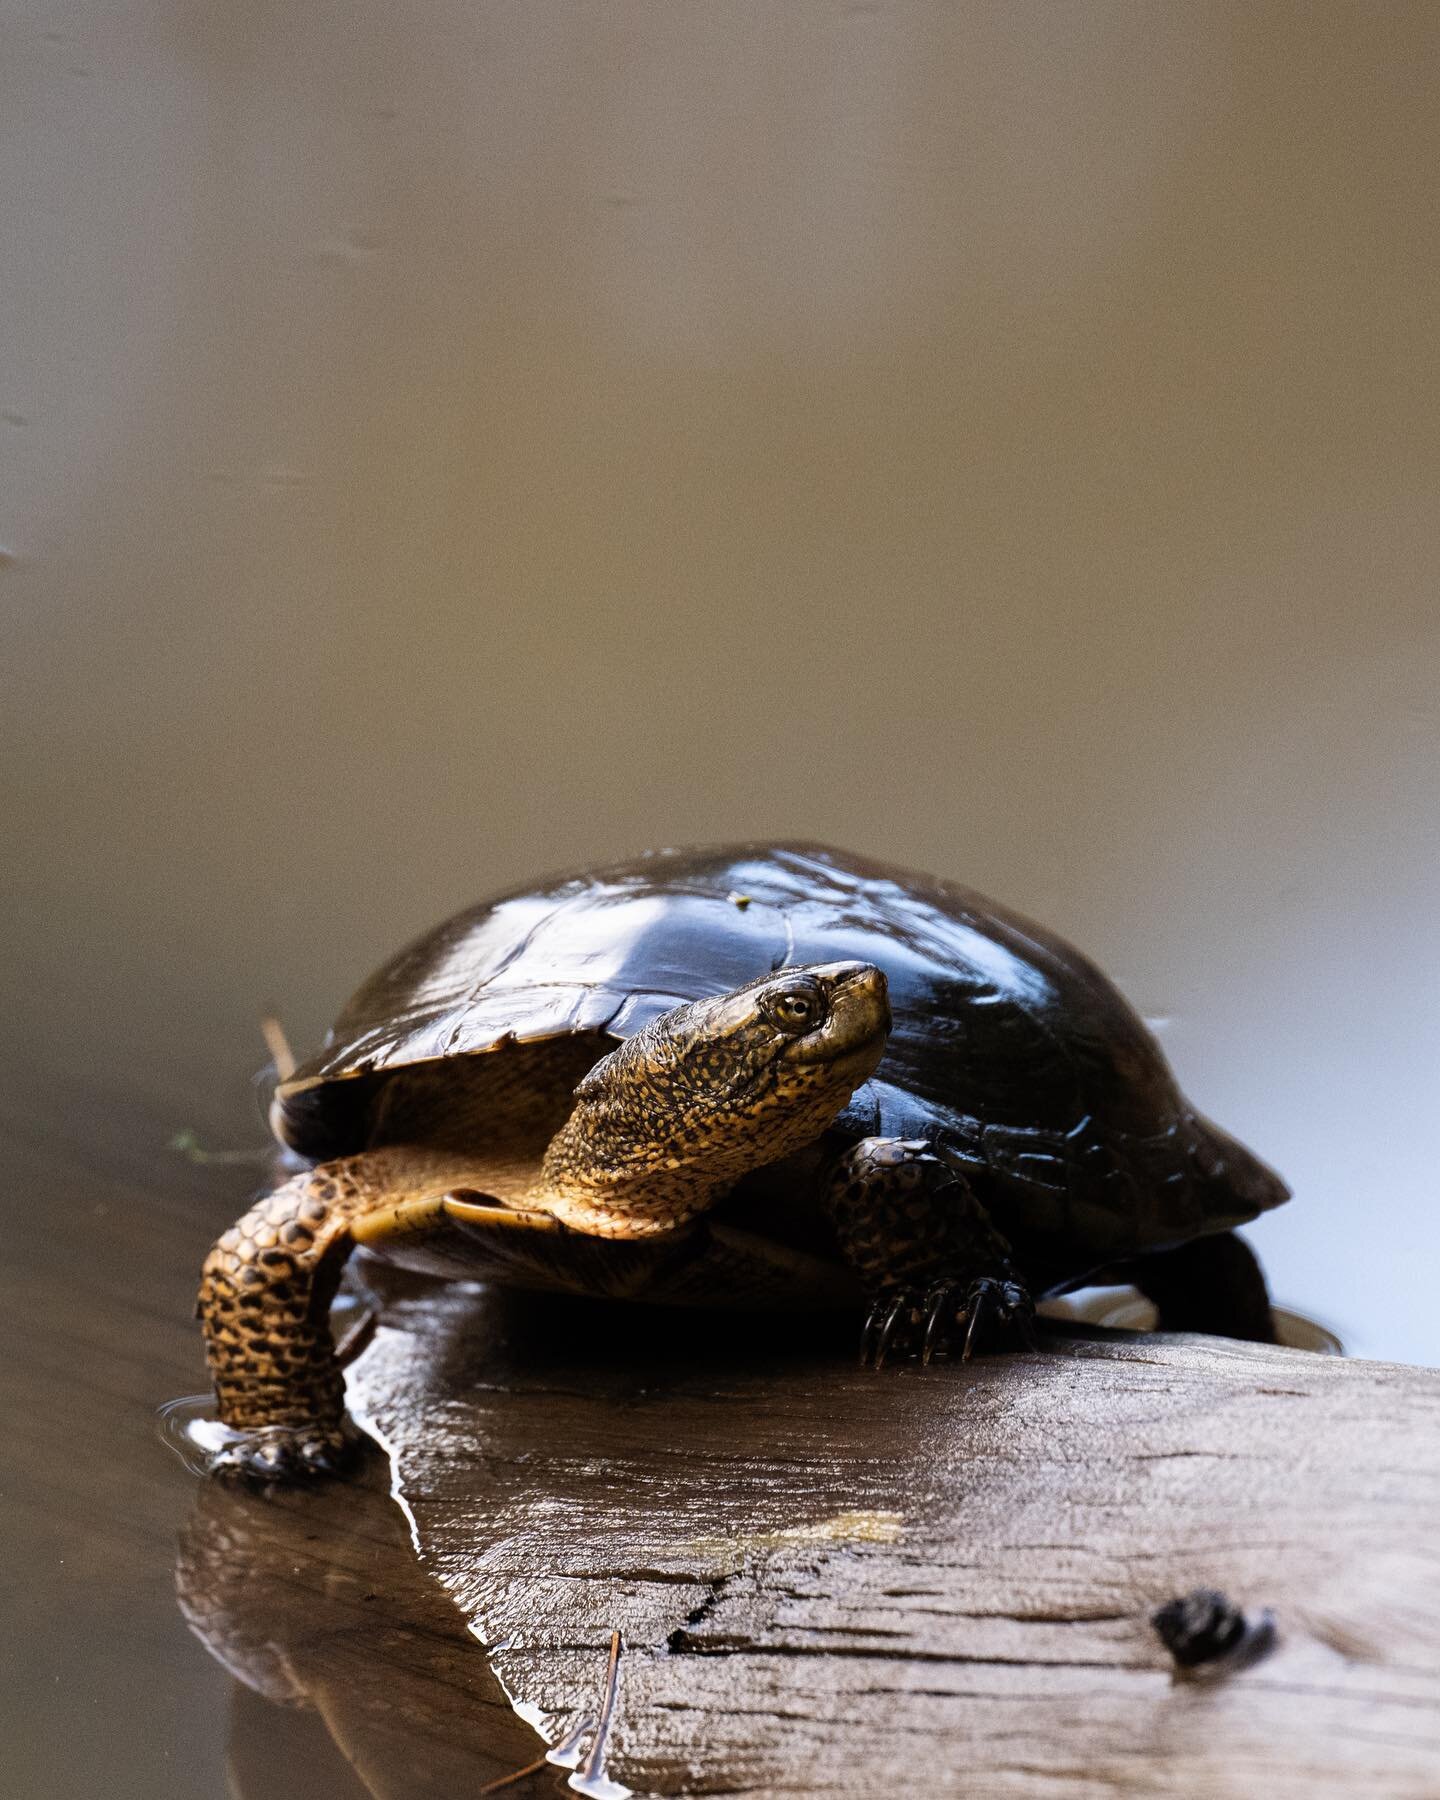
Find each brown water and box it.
[2,3,1438,1795]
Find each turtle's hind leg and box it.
[826,1137,1035,1366]
[1125,1231,1279,1343]
[198,1145,501,1481]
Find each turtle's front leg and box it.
[826,1137,1034,1367]
[198,1146,456,1481]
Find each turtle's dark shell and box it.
[275,843,1286,1287]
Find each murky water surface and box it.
[3,2,1437,1795]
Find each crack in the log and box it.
[665,1569,738,1653]
[650,1699,829,1722]
[867,1606,1134,1624]
[663,1638,1146,1670]
[1132,1450,1235,1461]
[657,1552,1138,1660]
[771,1622,911,1639]
[995,1764,1154,1787]
[554,1568,711,1586]
[1243,1680,1440,1711]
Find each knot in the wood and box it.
[1151,1587,1274,1672]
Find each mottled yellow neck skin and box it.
[535,962,889,1238]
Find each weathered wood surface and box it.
[338,1285,1440,1799]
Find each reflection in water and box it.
[174,1458,559,1800]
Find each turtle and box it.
[198,842,1288,1480]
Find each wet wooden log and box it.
[343,1285,1440,1800]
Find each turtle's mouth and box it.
[820,1027,890,1092]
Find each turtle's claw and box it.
[957,1276,1034,1362]
[859,1301,881,1367]
[862,1293,916,1368]
[860,1295,907,1369]
[873,1295,911,1369]
[861,1275,1034,1367]
[209,1421,356,1485]
[922,1281,962,1365]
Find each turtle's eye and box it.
[764,984,826,1034]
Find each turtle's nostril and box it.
[834,966,891,1037]
[850,965,891,1018]
[828,961,886,994]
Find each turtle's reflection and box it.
[175,1451,558,1800]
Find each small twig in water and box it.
[476,1753,550,1795]
[475,1711,597,1794]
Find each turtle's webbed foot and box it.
[861,1275,1035,1369]
[208,1421,358,1485]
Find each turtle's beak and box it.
[789,962,891,1068]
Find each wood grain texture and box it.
[345,1285,1440,1799]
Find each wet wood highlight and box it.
[345,1284,1440,1799]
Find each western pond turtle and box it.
[199,842,1287,1479]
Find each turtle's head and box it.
[538,962,890,1235]
[642,959,891,1101]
